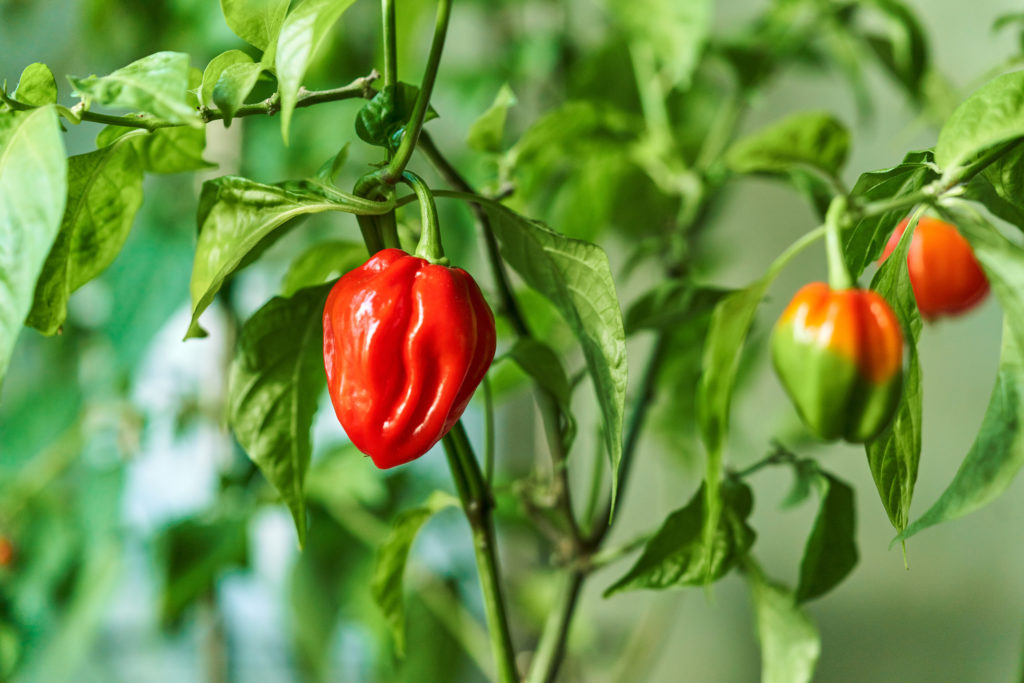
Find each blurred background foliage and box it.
[2,0,1024,681]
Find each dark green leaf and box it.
[355,83,438,151]
[467,84,516,153]
[974,141,1024,231]
[14,63,57,106]
[27,140,144,335]
[276,0,358,142]
[68,51,200,126]
[625,281,730,334]
[281,239,366,296]
[605,480,755,596]
[795,474,858,602]
[481,203,627,510]
[935,70,1024,172]
[228,284,332,546]
[865,218,922,533]
[201,50,253,108]
[0,106,66,384]
[746,561,820,683]
[371,492,458,656]
[220,0,289,54]
[726,111,850,178]
[859,0,929,98]
[213,59,263,125]
[97,125,213,174]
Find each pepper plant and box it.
[3,0,1024,681]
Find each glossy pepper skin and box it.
[322,248,496,468]
[772,283,904,442]
[880,217,989,320]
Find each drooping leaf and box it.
[281,239,366,296]
[609,0,712,89]
[481,203,627,510]
[219,0,289,54]
[201,50,254,107]
[934,70,1024,173]
[68,51,200,126]
[725,111,851,178]
[313,142,350,184]
[97,124,213,174]
[865,217,922,533]
[508,338,577,451]
[371,491,458,656]
[795,473,858,602]
[355,83,438,152]
[467,84,516,153]
[14,63,58,106]
[0,106,66,384]
[605,480,755,596]
[213,59,264,125]
[858,0,930,99]
[974,141,1024,232]
[276,0,358,142]
[228,284,332,547]
[746,562,821,683]
[27,140,144,335]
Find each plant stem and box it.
[402,171,446,263]
[525,571,584,683]
[443,424,520,683]
[825,196,854,289]
[382,0,398,88]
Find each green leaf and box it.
[213,60,264,125]
[481,203,627,510]
[158,515,249,628]
[844,150,938,277]
[314,142,350,184]
[625,281,730,335]
[865,218,922,533]
[725,111,851,178]
[371,491,458,656]
[228,284,331,547]
[609,0,711,88]
[68,51,200,126]
[220,0,289,54]
[935,70,1024,172]
[281,239,366,296]
[746,562,821,683]
[507,338,577,451]
[276,0,358,142]
[355,83,438,152]
[467,84,516,153]
[0,106,66,384]
[14,63,58,106]
[795,473,858,602]
[200,49,254,108]
[186,176,377,339]
[898,209,1024,540]
[974,141,1024,231]
[604,480,755,596]
[97,125,213,174]
[26,140,144,335]
[859,0,929,99]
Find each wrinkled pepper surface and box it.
[772,283,904,442]
[323,248,496,468]
[880,216,989,320]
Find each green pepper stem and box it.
[825,196,854,290]
[402,171,447,264]
[382,0,397,89]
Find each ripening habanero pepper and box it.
[880,216,989,320]
[772,283,904,442]
[322,248,496,469]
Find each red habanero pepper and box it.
[322,248,496,469]
[880,216,989,320]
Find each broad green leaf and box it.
[935,70,1024,173]
[975,141,1024,231]
[220,0,289,54]
[371,491,458,656]
[187,176,385,339]
[899,210,1024,540]
[158,516,249,627]
[746,562,820,683]
[481,203,627,510]
[281,239,366,296]
[276,0,358,142]
[14,63,57,106]
[355,83,438,152]
[609,0,711,88]
[604,480,755,596]
[467,84,516,153]
[625,281,730,334]
[97,124,213,174]
[725,111,850,178]
[508,338,577,451]
[68,51,200,126]
[844,150,937,277]
[213,60,264,124]
[865,218,922,533]
[795,473,858,602]
[859,0,929,99]
[228,284,332,547]
[0,106,66,384]
[27,140,144,335]
[200,49,253,108]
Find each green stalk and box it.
[382,0,398,88]
[825,196,854,290]
[525,571,584,683]
[402,171,447,264]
